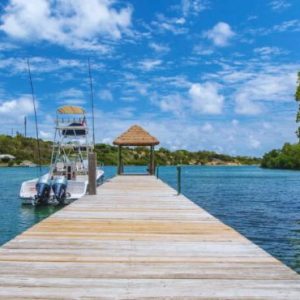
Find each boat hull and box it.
[20,170,104,205]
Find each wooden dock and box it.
[0,175,300,299]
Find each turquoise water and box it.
[0,166,115,246]
[1,166,300,273]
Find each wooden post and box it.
[149,145,154,175]
[177,165,181,195]
[88,152,97,195]
[156,165,159,178]
[117,146,122,175]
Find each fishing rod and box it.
[88,58,95,148]
[27,58,42,174]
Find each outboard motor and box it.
[52,177,68,204]
[35,175,51,205]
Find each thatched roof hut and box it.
[113,125,159,175]
[113,125,159,147]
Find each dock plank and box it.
[0,175,299,299]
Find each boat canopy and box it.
[62,123,87,136]
[57,106,85,115]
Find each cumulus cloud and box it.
[235,98,262,115]
[234,71,296,115]
[158,94,186,117]
[204,22,235,47]
[189,82,224,114]
[0,95,35,120]
[91,108,293,156]
[0,0,132,51]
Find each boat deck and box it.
[1,175,300,299]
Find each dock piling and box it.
[177,165,181,195]
[88,152,97,195]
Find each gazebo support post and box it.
[149,145,154,175]
[118,145,122,175]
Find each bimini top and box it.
[113,125,159,146]
[57,106,85,115]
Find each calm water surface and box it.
[1,165,300,273]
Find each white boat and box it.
[20,105,104,205]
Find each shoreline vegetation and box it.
[261,143,300,170]
[0,134,260,167]
[261,73,300,170]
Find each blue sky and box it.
[0,0,299,156]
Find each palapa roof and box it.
[57,106,85,114]
[113,125,159,146]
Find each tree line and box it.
[261,72,300,170]
[0,134,260,166]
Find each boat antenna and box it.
[88,58,95,148]
[27,58,42,174]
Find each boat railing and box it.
[57,117,85,124]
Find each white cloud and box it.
[269,0,291,11]
[0,95,35,119]
[40,130,52,139]
[57,88,86,105]
[0,57,86,74]
[58,88,84,98]
[247,15,258,21]
[158,94,186,117]
[99,89,113,101]
[0,0,132,51]
[151,14,188,35]
[202,122,213,132]
[154,75,191,88]
[193,44,214,56]
[249,19,300,36]
[149,42,170,54]
[189,82,224,114]
[204,22,235,47]
[254,46,286,58]
[234,71,297,115]
[91,108,295,156]
[235,98,262,115]
[181,0,209,17]
[128,81,149,96]
[175,18,186,25]
[0,42,18,51]
[249,135,261,149]
[138,59,162,71]
[273,19,300,32]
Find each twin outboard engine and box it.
[52,177,68,204]
[34,175,51,205]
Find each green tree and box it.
[295,72,300,141]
